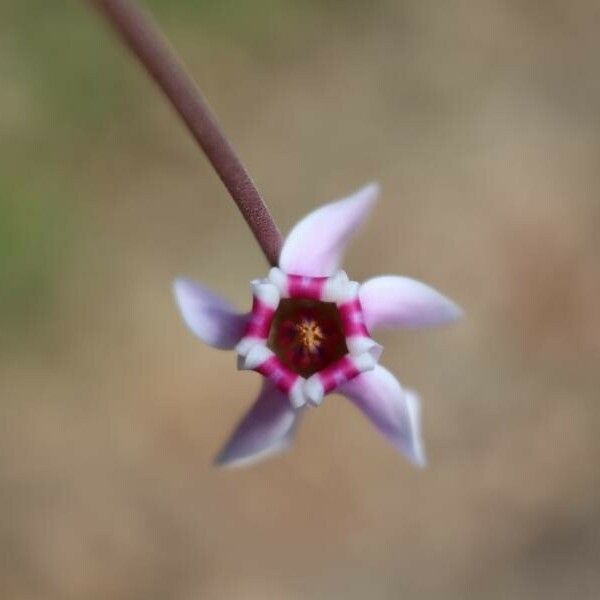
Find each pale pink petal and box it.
[359,276,463,331]
[279,183,379,277]
[215,382,302,468]
[173,278,248,350]
[339,366,426,467]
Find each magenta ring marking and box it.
[245,298,275,339]
[338,299,370,337]
[255,355,299,393]
[287,274,327,300]
[317,356,361,394]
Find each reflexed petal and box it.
[215,382,302,468]
[173,278,249,349]
[279,183,379,277]
[359,276,463,331]
[339,366,426,467]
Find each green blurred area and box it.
[0,178,73,341]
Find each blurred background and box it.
[1,1,600,598]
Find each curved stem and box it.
[90,0,283,266]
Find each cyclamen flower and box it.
[174,183,462,468]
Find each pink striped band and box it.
[338,298,370,337]
[244,297,275,339]
[315,355,361,394]
[255,355,299,393]
[286,274,328,300]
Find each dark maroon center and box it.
[268,299,348,378]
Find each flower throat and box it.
[268,299,348,378]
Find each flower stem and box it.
[90,0,283,266]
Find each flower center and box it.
[269,299,348,378]
[295,319,324,354]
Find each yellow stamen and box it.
[296,319,324,354]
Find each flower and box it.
[174,183,463,468]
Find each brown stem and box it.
[89,0,283,266]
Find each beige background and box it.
[1,1,599,598]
